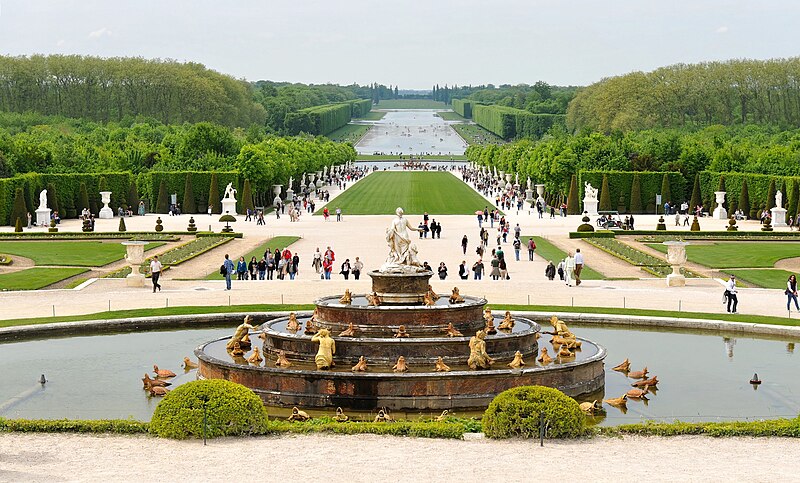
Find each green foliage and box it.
[348,99,373,118]
[155,180,169,214]
[149,379,269,439]
[98,176,108,193]
[598,417,800,437]
[629,174,643,213]
[208,173,221,214]
[10,187,27,228]
[77,182,90,213]
[182,174,196,214]
[566,175,579,214]
[739,178,751,215]
[0,267,88,290]
[472,104,565,140]
[118,217,126,232]
[13,216,21,232]
[717,175,726,193]
[482,386,586,439]
[661,173,672,202]
[45,182,59,214]
[241,179,254,212]
[599,175,612,211]
[698,172,796,216]
[452,99,475,118]
[127,181,139,212]
[0,417,149,434]
[286,103,352,136]
[767,178,777,210]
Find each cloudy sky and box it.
[0,0,798,89]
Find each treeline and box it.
[568,58,800,132]
[443,82,575,114]
[0,55,265,127]
[465,125,800,200]
[472,105,565,140]
[284,100,372,136]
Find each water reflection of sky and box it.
[355,110,467,156]
[0,324,797,424]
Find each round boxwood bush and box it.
[482,386,585,439]
[149,379,269,439]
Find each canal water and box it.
[355,110,467,156]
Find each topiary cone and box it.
[155,217,164,232]
[690,216,701,231]
[118,217,127,232]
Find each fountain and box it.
[196,207,606,410]
[121,241,147,287]
[663,241,688,287]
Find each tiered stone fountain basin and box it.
[196,270,606,410]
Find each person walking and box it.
[236,256,248,280]
[257,257,267,280]
[527,238,536,261]
[724,275,738,313]
[489,255,501,280]
[574,248,584,286]
[545,260,556,280]
[499,257,508,280]
[222,254,235,290]
[341,259,351,280]
[289,253,299,280]
[323,256,333,280]
[352,257,363,280]
[513,223,521,239]
[472,258,485,280]
[459,260,468,280]
[149,255,162,292]
[438,262,448,280]
[564,253,576,287]
[312,248,322,274]
[265,251,275,280]
[787,274,799,312]
[512,237,521,261]
[336,207,342,222]
[461,235,468,254]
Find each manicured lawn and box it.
[374,99,448,109]
[201,235,300,279]
[647,242,800,268]
[0,241,162,267]
[436,111,464,121]
[321,171,494,215]
[0,267,88,290]
[523,236,604,280]
[325,124,371,143]
[355,154,467,160]
[726,269,796,289]
[453,124,505,146]
[356,111,386,121]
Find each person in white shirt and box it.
[150,255,163,293]
[724,275,737,313]
[573,249,584,286]
[564,253,576,287]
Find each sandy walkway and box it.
[0,432,796,482]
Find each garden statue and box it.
[467,330,494,369]
[537,347,553,365]
[776,190,783,209]
[288,177,294,191]
[498,310,515,331]
[351,356,368,372]
[226,315,256,351]
[230,341,245,357]
[444,323,463,337]
[381,207,423,272]
[275,350,293,368]
[339,289,352,305]
[547,315,577,347]
[584,182,598,200]
[394,325,409,338]
[223,182,236,200]
[448,287,464,304]
[367,291,381,306]
[311,328,335,369]
[38,189,48,210]
[527,177,532,190]
[483,308,496,334]
[334,407,349,422]
[434,356,451,372]
[304,319,318,335]
[246,347,263,366]
[507,351,525,368]
[374,409,392,422]
[288,407,310,422]
[392,355,409,372]
[286,313,300,333]
[423,291,437,306]
[338,322,356,337]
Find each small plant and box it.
[482,386,586,439]
[155,217,164,232]
[690,216,701,231]
[656,216,667,231]
[48,219,58,233]
[118,217,127,232]
[187,216,197,232]
[727,217,738,232]
[81,218,93,232]
[14,217,22,233]
[149,379,269,439]
[762,218,773,232]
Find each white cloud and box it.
[715,26,729,34]
[88,27,112,39]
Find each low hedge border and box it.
[0,231,242,240]
[571,230,800,239]
[0,255,11,265]
[598,418,800,437]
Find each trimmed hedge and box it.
[579,170,687,214]
[599,418,800,437]
[482,386,586,439]
[285,103,352,136]
[348,99,373,118]
[452,99,476,118]
[142,171,239,215]
[700,171,800,216]
[149,379,269,439]
[472,104,565,140]
[0,417,148,434]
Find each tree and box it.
[660,174,672,204]
[767,178,777,210]
[208,173,221,214]
[241,179,254,213]
[629,174,643,213]
[10,187,27,227]
[689,174,702,210]
[127,181,139,212]
[789,180,799,220]
[156,179,169,214]
[46,182,60,214]
[717,175,726,193]
[118,217,127,232]
[566,175,579,215]
[98,176,108,192]
[599,175,612,211]
[183,174,197,214]
[77,182,90,213]
[739,178,751,216]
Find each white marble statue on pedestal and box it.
[772,189,788,227]
[221,182,238,215]
[35,189,51,226]
[583,182,599,216]
[381,207,424,273]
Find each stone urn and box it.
[122,241,147,287]
[99,191,114,219]
[712,191,727,219]
[272,185,283,207]
[663,241,688,287]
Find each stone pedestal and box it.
[99,191,114,219]
[583,199,599,216]
[272,185,282,207]
[284,189,294,202]
[35,208,51,227]
[525,189,534,202]
[221,198,238,216]
[368,270,433,305]
[122,241,147,287]
[712,191,727,219]
[664,241,688,287]
[771,207,788,227]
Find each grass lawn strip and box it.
[357,111,386,121]
[647,241,800,269]
[321,171,494,215]
[107,236,232,278]
[522,236,603,280]
[726,269,796,289]
[325,124,371,143]
[0,241,163,267]
[201,235,300,279]
[452,124,506,146]
[0,267,88,291]
[436,111,464,121]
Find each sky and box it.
[0,0,798,89]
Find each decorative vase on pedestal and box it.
[664,241,688,287]
[712,191,727,219]
[122,241,147,287]
[272,185,283,207]
[99,191,114,219]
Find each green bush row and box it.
[452,99,476,118]
[598,418,800,437]
[142,171,239,214]
[285,103,352,136]
[472,104,565,140]
[699,171,800,216]
[579,170,687,213]
[348,99,373,118]
[583,238,668,267]
[0,417,149,434]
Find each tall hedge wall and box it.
[142,171,240,214]
[452,99,474,118]
[348,99,373,118]
[285,103,352,136]
[579,170,687,214]
[472,104,565,140]
[0,172,134,225]
[699,171,799,216]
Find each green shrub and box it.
[661,173,672,203]
[156,180,169,214]
[690,173,702,210]
[149,379,269,439]
[208,172,221,214]
[10,187,27,228]
[482,386,586,439]
[599,175,611,211]
[155,217,163,232]
[566,175,579,215]
[14,216,22,232]
[0,417,149,434]
[183,174,196,214]
[46,182,60,214]
[579,170,685,214]
[630,174,643,213]
[118,217,126,232]
[77,182,90,213]
[739,178,751,216]
[241,179,254,212]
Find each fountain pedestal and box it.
[221,198,237,216]
[35,208,51,227]
[772,207,788,227]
